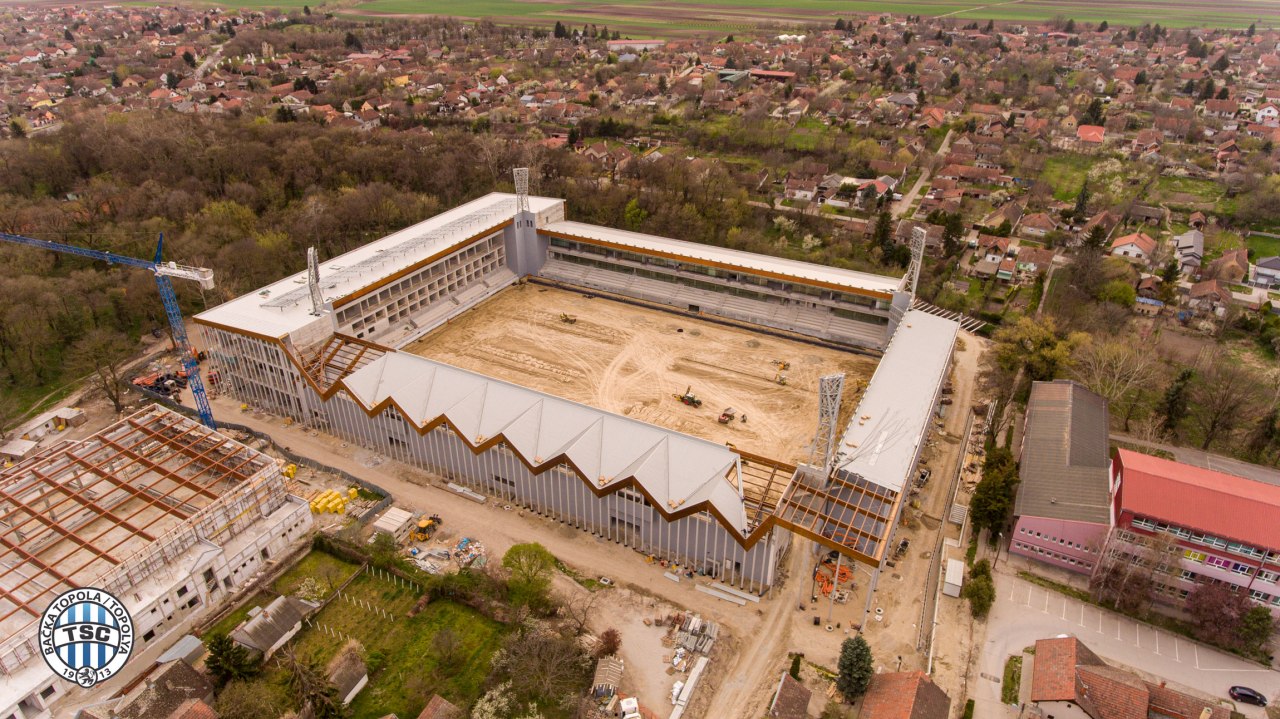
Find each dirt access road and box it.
[405,283,877,464]
[210,394,775,716]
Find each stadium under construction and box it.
[194,179,958,594]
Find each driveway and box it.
[976,572,1277,719]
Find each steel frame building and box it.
[195,191,957,593]
[0,407,312,719]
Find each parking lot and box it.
[975,572,1278,719]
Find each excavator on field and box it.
[673,385,703,407]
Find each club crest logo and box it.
[39,588,135,688]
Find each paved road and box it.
[976,572,1277,719]
[892,128,954,219]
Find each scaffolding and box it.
[0,406,278,647]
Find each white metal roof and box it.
[542,220,905,296]
[833,310,957,493]
[195,193,563,339]
[338,351,751,535]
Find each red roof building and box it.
[1111,449,1280,615]
[1031,637,1231,719]
[861,671,951,719]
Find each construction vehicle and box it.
[772,359,791,371]
[673,385,703,407]
[0,232,217,428]
[559,313,577,324]
[411,514,443,541]
[717,407,736,424]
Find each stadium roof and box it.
[833,310,958,494]
[338,351,751,535]
[541,221,905,297]
[1115,448,1280,551]
[195,193,564,340]
[1014,381,1111,524]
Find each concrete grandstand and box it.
[195,186,957,593]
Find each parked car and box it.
[1230,686,1267,706]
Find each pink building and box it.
[1109,449,1280,617]
[1010,381,1112,574]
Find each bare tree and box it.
[431,628,461,675]
[1071,339,1159,430]
[558,589,601,636]
[68,328,135,413]
[1189,359,1259,450]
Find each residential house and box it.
[1173,228,1204,275]
[1109,232,1156,262]
[1253,256,1280,288]
[1011,381,1111,575]
[1107,449,1280,616]
[1076,124,1106,150]
[1016,247,1056,278]
[416,695,461,719]
[978,235,1011,263]
[1030,636,1232,719]
[1204,247,1249,283]
[860,671,951,719]
[1185,278,1232,316]
[769,673,812,719]
[229,595,316,658]
[1019,212,1058,239]
[1255,102,1280,125]
[77,660,215,719]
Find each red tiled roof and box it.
[1111,232,1155,255]
[1076,665,1148,719]
[1116,449,1280,550]
[1077,124,1106,143]
[861,671,951,719]
[1031,637,1102,701]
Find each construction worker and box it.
[741,414,747,423]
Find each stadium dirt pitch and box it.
[403,283,878,463]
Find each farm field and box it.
[173,0,1280,31]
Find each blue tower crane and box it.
[0,232,218,428]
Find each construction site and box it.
[403,283,878,464]
[0,406,313,719]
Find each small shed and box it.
[943,559,965,598]
[592,655,624,697]
[156,634,205,666]
[373,506,415,540]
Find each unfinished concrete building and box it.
[196,189,957,593]
[0,407,312,719]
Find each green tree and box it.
[1238,605,1275,656]
[836,636,873,701]
[623,198,649,230]
[992,316,1086,381]
[1158,368,1194,436]
[1073,181,1090,222]
[204,633,260,687]
[8,118,25,138]
[963,560,996,618]
[1084,224,1109,249]
[1064,18,1076,33]
[969,447,1018,540]
[182,50,196,67]
[216,680,287,719]
[344,31,362,51]
[1098,20,1108,31]
[503,542,556,607]
[874,211,894,257]
[1082,98,1105,125]
[1098,279,1136,307]
[554,21,566,39]
[1160,260,1180,284]
[1212,55,1230,73]
[789,653,802,680]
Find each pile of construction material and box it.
[453,537,488,568]
[310,488,356,514]
[660,613,718,656]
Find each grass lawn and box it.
[203,590,277,639]
[271,549,362,597]
[1001,655,1023,704]
[285,569,505,719]
[1247,234,1280,259]
[1041,154,1093,202]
